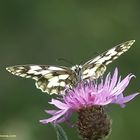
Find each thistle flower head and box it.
[40,68,139,125]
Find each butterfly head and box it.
[71,65,82,81]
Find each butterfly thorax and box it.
[71,65,82,82]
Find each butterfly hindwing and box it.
[6,65,77,94]
[36,70,77,94]
[81,40,135,80]
[81,63,106,80]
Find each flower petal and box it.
[45,110,59,115]
[40,109,68,124]
[109,68,118,91]
[115,92,139,105]
[50,99,69,109]
[111,74,135,96]
[54,109,73,124]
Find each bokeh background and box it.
[0,0,140,140]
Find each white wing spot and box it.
[30,66,42,70]
[28,70,50,75]
[106,48,116,55]
[47,76,59,88]
[50,89,58,94]
[44,73,53,79]
[48,66,64,71]
[20,74,27,77]
[58,74,69,80]
[26,75,32,78]
[60,81,66,87]
[18,66,25,69]
[16,69,22,73]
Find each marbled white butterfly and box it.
[6,40,135,95]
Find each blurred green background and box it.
[0,0,140,140]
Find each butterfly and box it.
[6,40,135,95]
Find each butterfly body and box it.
[71,65,82,82]
[6,40,135,95]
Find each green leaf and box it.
[52,123,68,140]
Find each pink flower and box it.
[40,68,139,124]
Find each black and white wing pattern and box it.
[6,65,77,95]
[81,40,135,80]
[6,40,135,95]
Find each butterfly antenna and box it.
[56,58,74,65]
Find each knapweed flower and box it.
[40,68,139,140]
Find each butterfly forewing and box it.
[81,40,135,80]
[6,65,77,94]
[6,65,52,80]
